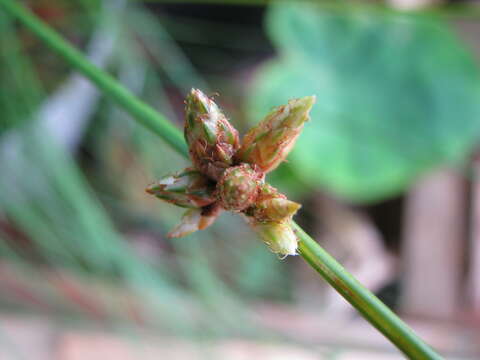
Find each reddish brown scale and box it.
[199,203,222,230]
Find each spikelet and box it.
[236,96,315,173]
[146,168,215,208]
[250,183,301,223]
[184,89,240,180]
[216,163,263,211]
[244,216,298,258]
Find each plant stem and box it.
[294,223,442,359]
[0,0,443,358]
[0,0,188,158]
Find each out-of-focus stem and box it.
[0,0,188,157]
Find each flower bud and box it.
[168,204,222,238]
[184,89,240,180]
[146,168,215,208]
[217,163,263,211]
[236,96,316,173]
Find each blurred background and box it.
[1,0,480,359]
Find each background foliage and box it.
[0,0,479,357]
[250,2,480,202]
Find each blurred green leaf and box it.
[0,11,43,134]
[249,2,480,202]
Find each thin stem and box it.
[294,223,442,360]
[0,0,443,358]
[0,0,188,157]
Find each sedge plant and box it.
[146,89,312,257]
[0,0,443,359]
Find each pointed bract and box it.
[184,89,240,180]
[146,168,215,208]
[236,96,316,173]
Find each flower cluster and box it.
[146,89,315,257]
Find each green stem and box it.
[0,1,443,358]
[0,0,188,158]
[294,223,442,359]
